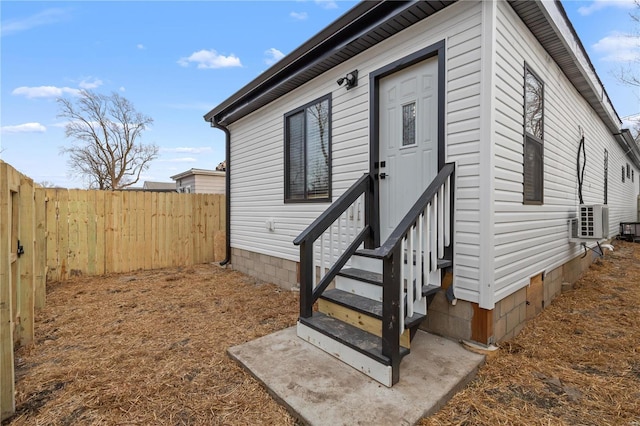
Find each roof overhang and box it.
[170,168,225,180]
[204,0,455,126]
[204,0,637,167]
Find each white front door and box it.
[379,57,438,242]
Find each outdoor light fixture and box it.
[337,70,358,90]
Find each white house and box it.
[204,0,640,386]
[170,168,226,194]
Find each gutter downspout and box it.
[210,119,231,266]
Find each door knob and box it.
[380,173,388,179]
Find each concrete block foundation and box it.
[230,247,599,345]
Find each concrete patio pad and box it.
[228,327,485,425]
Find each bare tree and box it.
[38,180,58,188]
[58,90,158,190]
[615,1,640,88]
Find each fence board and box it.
[143,192,152,270]
[0,162,15,421]
[57,190,70,281]
[34,189,46,309]
[95,190,106,276]
[17,177,35,346]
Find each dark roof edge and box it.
[619,129,640,169]
[203,0,384,124]
[553,0,622,128]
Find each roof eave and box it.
[203,0,383,125]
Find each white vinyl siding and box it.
[193,174,225,194]
[492,1,640,302]
[228,1,484,267]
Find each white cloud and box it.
[264,48,285,66]
[290,11,308,20]
[162,147,213,154]
[78,77,103,89]
[1,8,70,37]
[577,0,636,16]
[137,44,145,50]
[177,49,242,69]
[1,122,47,134]
[592,32,640,62]
[119,86,126,92]
[315,0,338,10]
[12,85,81,99]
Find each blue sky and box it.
[1,0,639,188]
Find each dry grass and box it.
[4,241,640,425]
[6,265,300,425]
[424,240,640,426]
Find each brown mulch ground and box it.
[4,241,640,425]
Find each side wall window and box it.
[284,95,332,202]
[523,65,544,204]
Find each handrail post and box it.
[299,241,313,318]
[382,245,401,385]
[445,165,455,262]
[364,174,374,249]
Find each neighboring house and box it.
[204,0,640,386]
[170,168,226,194]
[141,181,177,192]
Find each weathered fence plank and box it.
[16,177,35,346]
[0,162,16,421]
[34,188,46,309]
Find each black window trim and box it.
[604,149,608,205]
[284,93,332,203]
[523,63,544,206]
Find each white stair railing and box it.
[397,173,452,334]
[313,194,365,291]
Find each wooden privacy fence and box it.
[1,162,46,421]
[45,189,225,281]
[1,161,225,420]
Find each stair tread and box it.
[299,313,409,365]
[437,258,453,269]
[353,248,380,259]
[338,268,383,286]
[321,288,382,319]
[404,312,426,329]
[422,284,440,297]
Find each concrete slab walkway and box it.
[228,327,485,425]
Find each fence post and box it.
[0,162,15,420]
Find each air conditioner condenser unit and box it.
[578,204,609,239]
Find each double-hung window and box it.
[285,95,332,202]
[523,65,544,204]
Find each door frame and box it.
[369,40,446,246]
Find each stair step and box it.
[422,284,440,298]
[354,248,379,258]
[320,288,382,319]
[299,312,409,366]
[437,258,453,269]
[338,268,382,286]
[318,289,412,348]
[404,312,427,329]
